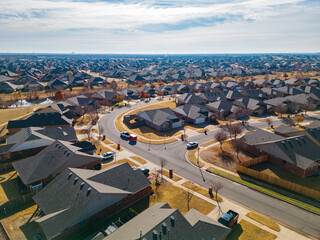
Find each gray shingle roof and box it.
[13,140,101,185]
[105,203,230,240]
[241,129,285,145]
[137,107,181,127]
[33,163,150,240]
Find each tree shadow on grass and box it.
[218,151,235,167]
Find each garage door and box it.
[195,117,205,124]
[172,122,182,128]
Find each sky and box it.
[0,0,319,54]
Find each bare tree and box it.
[266,117,273,128]
[211,181,223,213]
[227,123,243,140]
[184,191,194,211]
[159,158,167,181]
[214,131,228,152]
[231,139,245,163]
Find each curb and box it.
[205,168,320,218]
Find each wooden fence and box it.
[237,156,320,201]
[0,192,36,213]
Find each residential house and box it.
[7,108,72,134]
[173,104,210,124]
[233,98,266,115]
[47,79,69,90]
[89,90,116,106]
[23,80,45,91]
[104,202,230,240]
[12,140,101,190]
[136,108,183,131]
[241,130,320,177]
[0,126,77,159]
[177,93,206,105]
[0,81,21,93]
[274,124,305,137]
[33,163,151,240]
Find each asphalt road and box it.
[99,101,320,238]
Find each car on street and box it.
[187,142,198,149]
[120,132,130,139]
[101,152,114,160]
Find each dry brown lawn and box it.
[92,140,114,154]
[1,204,39,239]
[97,136,113,145]
[150,180,215,215]
[246,212,280,232]
[0,105,50,126]
[110,144,124,152]
[200,139,217,147]
[74,115,92,126]
[156,169,181,182]
[200,141,252,172]
[182,181,222,202]
[227,219,277,240]
[130,156,147,164]
[187,149,205,167]
[101,159,139,169]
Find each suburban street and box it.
[99,100,320,239]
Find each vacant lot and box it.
[251,162,320,191]
[227,219,277,240]
[150,180,215,215]
[201,141,253,172]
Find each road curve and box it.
[99,102,320,239]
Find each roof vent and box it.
[170,216,175,227]
[74,177,78,185]
[288,141,293,148]
[295,138,302,146]
[68,172,72,180]
[281,141,287,150]
[301,138,307,144]
[66,152,70,157]
[55,144,59,148]
[80,182,85,190]
[87,187,92,196]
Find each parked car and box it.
[101,152,114,160]
[187,142,198,149]
[129,134,137,142]
[218,210,239,228]
[139,168,150,176]
[121,132,130,139]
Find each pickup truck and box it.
[218,210,239,228]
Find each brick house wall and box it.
[243,142,318,178]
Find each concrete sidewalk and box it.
[91,133,312,240]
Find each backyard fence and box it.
[237,156,320,201]
[0,192,36,213]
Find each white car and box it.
[187,142,199,149]
[101,152,114,160]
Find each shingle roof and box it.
[0,127,77,154]
[173,104,208,120]
[33,163,150,240]
[241,129,285,145]
[7,112,71,129]
[105,203,230,240]
[137,107,180,126]
[13,140,101,185]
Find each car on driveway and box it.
[101,152,114,160]
[120,132,130,139]
[187,142,198,149]
[132,167,150,176]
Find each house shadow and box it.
[1,177,22,202]
[0,201,36,220]
[226,223,243,240]
[20,220,42,240]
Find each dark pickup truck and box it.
[218,210,239,228]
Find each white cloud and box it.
[0,0,319,53]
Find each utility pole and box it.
[148,133,151,151]
[164,134,166,150]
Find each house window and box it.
[282,160,286,165]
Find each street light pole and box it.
[164,134,166,150]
